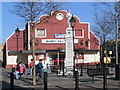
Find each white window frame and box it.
[35,29,46,38]
[74,29,84,38]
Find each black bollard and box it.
[103,65,107,90]
[62,60,65,76]
[44,72,48,90]
[75,71,79,90]
[80,63,83,76]
[92,76,94,83]
[115,64,120,80]
[10,72,14,90]
[87,63,89,69]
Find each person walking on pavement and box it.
[46,63,51,73]
[29,59,34,75]
[37,59,44,84]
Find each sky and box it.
[1,1,118,45]
[1,2,97,45]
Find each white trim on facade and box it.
[5,29,24,66]
[51,10,68,16]
[74,29,84,38]
[28,22,31,50]
[90,30,100,42]
[88,23,90,50]
[41,39,78,44]
[72,16,91,49]
[90,30,100,49]
[38,10,68,24]
[6,32,15,44]
[5,29,24,51]
[35,28,47,38]
[74,15,90,25]
[38,14,49,21]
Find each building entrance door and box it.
[47,51,65,72]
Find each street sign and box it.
[54,34,66,38]
[42,39,78,44]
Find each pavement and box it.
[1,67,120,90]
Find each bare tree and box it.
[92,2,120,87]
[11,1,64,22]
[92,1,120,64]
[92,2,116,44]
[10,1,65,85]
[93,12,115,44]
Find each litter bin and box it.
[115,64,120,80]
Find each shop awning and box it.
[75,49,100,53]
[8,50,46,55]
[46,49,65,52]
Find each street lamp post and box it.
[109,51,113,71]
[15,27,20,62]
[103,49,108,90]
[70,15,76,77]
[115,2,120,80]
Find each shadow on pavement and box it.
[96,76,118,80]
[2,81,45,90]
[2,81,30,90]
[107,83,120,87]
[18,78,33,85]
[80,83,102,90]
[79,78,101,82]
[56,85,69,90]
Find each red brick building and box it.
[4,10,100,68]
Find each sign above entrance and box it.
[42,39,78,44]
[42,39,65,44]
[54,34,66,38]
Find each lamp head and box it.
[70,15,76,28]
[109,51,112,55]
[15,27,20,33]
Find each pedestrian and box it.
[46,63,51,73]
[21,62,26,77]
[37,59,44,84]
[13,62,24,79]
[16,62,21,71]
[29,59,34,75]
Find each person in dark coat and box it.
[37,59,44,84]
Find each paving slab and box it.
[1,67,120,90]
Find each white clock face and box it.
[56,13,64,20]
